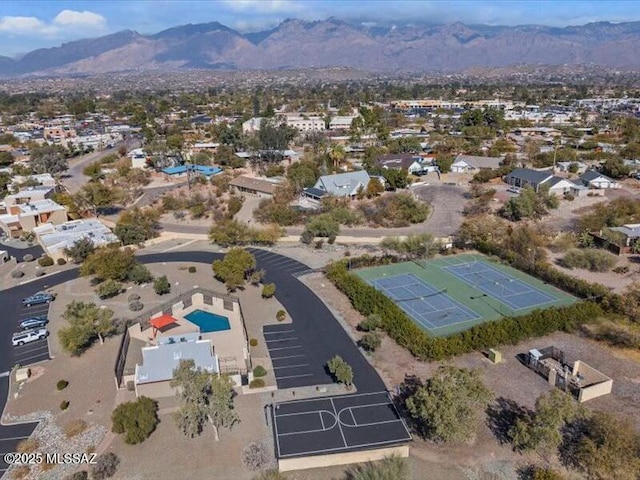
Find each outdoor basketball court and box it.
[368,273,480,330]
[272,391,412,458]
[442,260,557,310]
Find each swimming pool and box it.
[184,309,231,333]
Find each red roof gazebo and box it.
[150,314,178,338]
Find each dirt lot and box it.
[304,272,640,478]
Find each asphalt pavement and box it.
[0,249,384,477]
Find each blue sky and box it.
[1,0,639,57]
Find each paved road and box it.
[0,249,384,477]
[61,137,141,194]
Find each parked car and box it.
[19,317,49,330]
[12,328,48,346]
[22,292,55,307]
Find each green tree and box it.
[83,162,105,181]
[304,213,339,238]
[0,171,11,197]
[572,412,640,480]
[111,396,159,444]
[287,160,319,190]
[91,452,119,480]
[600,157,631,179]
[171,359,239,441]
[29,145,69,174]
[326,355,353,386]
[63,237,96,263]
[328,144,346,169]
[359,331,382,352]
[153,275,171,295]
[405,366,491,442]
[80,246,137,282]
[366,178,385,198]
[212,248,256,291]
[75,182,122,216]
[114,207,160,245]
[0,151,13,166]
[500,186,558,221]
[346,456,410,480]
[58,301,116,355]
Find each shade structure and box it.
[150,314,178,331]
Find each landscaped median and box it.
[325,258,604,361]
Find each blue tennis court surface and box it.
[368,273,480,331]
[443,261,557,310]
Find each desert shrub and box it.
[249,378,265,388]
[328,234,337,244]
[580,318,640,349]
[249,338,258,347]
[111,396,159,444]
[38,255,54,267]
[127,293,140,302]
[96,280,123,299]
[188,266,197,273]
[315,239,324,249]
[91,452,120,480]
[346,456,410,480]
[128,264,153,284]
[57,258,67,265]
[358,192,430,227]
[35,269,45,277]
[11,270,24,278]
[129,301,144,312]
[64,419,88,438]
[304,213,339,238]
[22,254,34,262]
[227,195,244,218]
[16,438,39,453]
[57,379,69,390]
[358,314,382,332]
[276,309,287,322]
[242,441,269,472]
[60,400,70,410]
[560,248,618,272]
[359,332,382,352]
[327,355,353,386]
[564,193,575,201]
[63,471,88,480]
[613,265,630,274]
[153,275,171,295]
[326,259,604,360]
[261,283,276,298]
[300,229,314,244]
[253,365,267,378]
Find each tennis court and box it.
[356,254,577,336]
[369,273,480,330]
[442,260,557,310]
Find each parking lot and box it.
[11,302,51,368]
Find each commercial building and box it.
[32,219,119,260]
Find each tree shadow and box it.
[485,396,533,446]
[394,374,425,437]
[558,416,589,471]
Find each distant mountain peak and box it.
[2,18,640,77]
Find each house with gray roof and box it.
[313,170,371,198]
[451,154,503,173]
[504,168,579,196]
[135,332,218,398]
[579,170,619,189]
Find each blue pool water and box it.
[184,309,231,333]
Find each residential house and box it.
[579,170,619,189]
[0,199,67,238]
[135,332,219,398]
[9,173,56,193]
[32,219,119,260]
[608,224,640,248]
[329,116,357,130]
[190,142,220,157]
[3,186,55,208]
[284,115,325,132]
[504,168,578,196]
[161,165,222,179]
[242,117,264,134]
[375,153,427,175]
[450,154,503,173]
[556,161,588,174]
[313,171,371,198]
[128,148,147,169]
[229,175,282,198]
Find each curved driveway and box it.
[0,248,383,477]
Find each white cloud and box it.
[224,0,300,14]
[0,16,56,35]
[0,10,106,38]
[53,10,107,28]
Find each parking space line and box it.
[265,337,298,343]
[268,345,303,351]
[270,354,305,361]
[273,364,309,370]
[12,342,48,353]
[13,352,49,365]
[264,330,296,335]
[276,373,315,380]
[0,435,30,442]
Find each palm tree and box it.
[328,144,346,170]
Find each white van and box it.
[12,328,48,346]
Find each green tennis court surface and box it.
[356,254,577,337]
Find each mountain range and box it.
[1,18,640,77]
